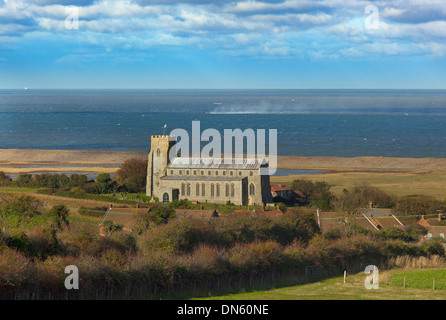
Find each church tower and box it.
[146,135,175,198]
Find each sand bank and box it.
[1,149,446,175]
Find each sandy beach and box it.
[1,148,446,175]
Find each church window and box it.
[202,183,205,196]
[211,184,215,197]
[216,184,220,197]
[249,183,255,195]
[187,183,191,196]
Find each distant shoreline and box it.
[2,149,446,176]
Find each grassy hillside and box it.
[197,268,446,300]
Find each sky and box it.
[0,0,446,89]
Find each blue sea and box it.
[1,89,446,158]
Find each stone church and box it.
[146,135,272,206]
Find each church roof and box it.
[161,175,243,181]
[168,157,267,170]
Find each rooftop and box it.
[168,157,267,170]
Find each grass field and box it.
[196,268,446,300]
[271,169,446,198]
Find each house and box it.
[270,184,305,204]
[233,203,283,218]
[99,203,220,235]
[417,213,446,241]
[317,207,404,233]
[175,208,219,219]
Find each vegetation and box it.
[1,166,446,299]
[115,158,148,193]
[0,192,444,300]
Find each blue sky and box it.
[1,0,446,89]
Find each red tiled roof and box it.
[293,190,305,198]
[271,184,292,192]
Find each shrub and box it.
[5,230,30,254]
[422,239,445,257]
[115,158,148,193]
[46,205,70,230]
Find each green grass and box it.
[390,269,446,290]
[194,269,446,300]
[0,187,40,193]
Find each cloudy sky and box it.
[1,0,445,89]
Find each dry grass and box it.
[386,255,445,269]
[272,170,446,198]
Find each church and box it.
[146,135,273,206]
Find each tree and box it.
[291,179,333,210]
[46,205,70,229]
[115,158,148,192]
[148,206,176,225]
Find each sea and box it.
[1,89,446,158]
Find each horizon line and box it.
[2,88,446,91]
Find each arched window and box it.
[249,171,253,176]
[187,183,191,196]
[201,170,204,175]
[231,183,235,197]
[239,171,242,176]
[170,170,174,175]
[249,183,255,195]
[211,184,214,197]
[186,170,189,175]
[208,171,212,176]
[225,183,229,197]
[179,170,182,175]
[216,184,220,197]
[193,170,196,175]
[223,171,226,176]
[156,148,160,156]
[163,193,169,203]
[215,171,218,176]
[230,171,233,176]
[196,183,200,196]
[181,183,185,195]
[202,183,205,196]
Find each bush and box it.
[422,239,445,257]
[115,158,148,193]
[46,205,70,230]
[291,179,333,210]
